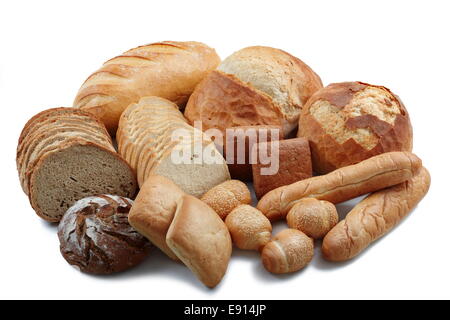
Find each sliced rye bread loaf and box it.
[117,96,230,196]
[22,129,115,193]
[17,114,111,160]
[19,108,111,145]
[29,140,136,222]
[17,108,137,222]
[17,115,114,194]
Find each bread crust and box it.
[322,166,431,261]
[218,46,323,122]
[200,180,251,219]
[166,195,232,288]
[252,137,312,199]
[257,151,422,221]
[128,175,184,260]
[223,125,284,181]
[185,70,285,134]
[74,41,220,134]
[298,82,413,174]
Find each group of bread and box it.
[16,41,430,288]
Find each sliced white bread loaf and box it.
[117,96,230,197]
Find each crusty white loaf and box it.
[117,96,230,197]
[74,41,220,134]
[185,46,323,137]
[298,82,413,174]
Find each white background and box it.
[1,0,449,300]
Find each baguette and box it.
[74,41,220,134]
[257,151,422,221]
[322,166,430,261]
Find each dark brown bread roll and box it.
[58,195,151,274]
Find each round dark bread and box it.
[58,194,151,274]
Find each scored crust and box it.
[218,46,323,123]
[74,41,221,134]
[184,70,288,135]
[298,82,413,174]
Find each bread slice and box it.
[166,195,232,288]
[20,129,113,194]
[150,140,230,197]
[139,124,202,186]
[29,140,136,222]
[119,117,186,167]
[17,115,109,158]
[18,125,113,194]
[18,123,112,185]
[18,107,107,144]
[118,96,230,193]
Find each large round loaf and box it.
[298,82,413,174]
[184,46,323,137]
[73,41,220,134]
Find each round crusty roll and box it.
[298,82,413,174]
[200,180,251,219]
[184,46,323,137]
[58,195,151,274]
[286,198,338,239]
[225,205,272,251]
[261,229,314,274]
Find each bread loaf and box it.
[322,166,431,261]
[74,41,220,134]
[58,195,151,274]
[298,82,413,174]
[252,137,312,199]
[184,46,323,137]
[222,125,284,181]
[117,96,230,197]
[129,175,231,288]
[257,151,422,221]
[128,175,184,260]
[167,195,232,288]
[17,108,137,222]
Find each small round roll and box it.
[201,180,251,219]
[286,198,338,239]
[225,204,272,251]
[261,229,313,274]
